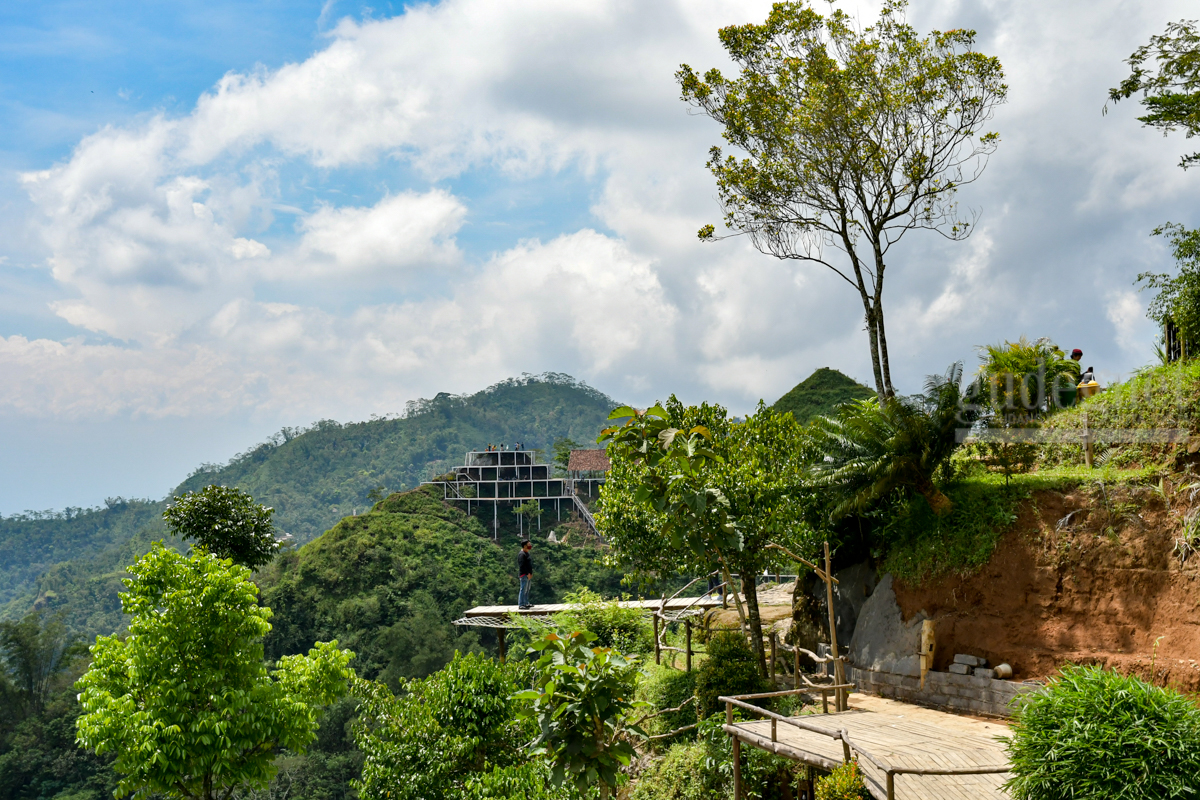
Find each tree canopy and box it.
[1109,18,1200,170]
[163,485,282,569]
[75,544,354,800]
[679,0,1006,397]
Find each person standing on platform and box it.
[517,540,533,609]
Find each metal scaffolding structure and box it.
[422,449,603,540]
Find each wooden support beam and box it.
[653,613,661,665]
[770,633,778,681]
[686,620,692,672]
[794,643,800,690]
[498,628,506,663]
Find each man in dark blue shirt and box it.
[517,540,533,609]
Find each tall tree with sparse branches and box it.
[678,0,1007,397]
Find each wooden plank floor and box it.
[462,596,723,617]
[728,696,1013,800]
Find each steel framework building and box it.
[423,449,603,540]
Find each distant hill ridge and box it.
[0,374,620,632]
[771,367,875,423]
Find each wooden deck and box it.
[727,696,1012,800]
[457,596,723,625]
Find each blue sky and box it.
[1,0,1198,513]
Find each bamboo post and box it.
[498,628,506,663]
[794,644,800,690]
[686,620,693,672]
[919,619,935,690]
[770,633,778,681]
[732,735,742,800]
[887,772,895,800]
[1083,411,1093,468]
[824,541,846,711]
[653,613,661,665]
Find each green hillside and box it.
[0,374,620,635]
[259,484,626,684]
[771,367,874,423]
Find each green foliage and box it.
[163,484,281,569]
[553,437,582,474]
[258,485,625,684]
[973,336,1080,417]
[514,631,645,797]
[1139,223,1200,351]
[1040,359,1200,467]
[1109,19,1200,170]
[814,761,870,800]
[878,476,1021,583]
[630,741,718,800]
[0,610,83,715]
[808,364,973,519]
[772,368,875,425]
[553,588,653,654]
[75,544,355,800]
[178,374,617,545]
[599,399,820,675]
[1005,664,1200,800]
[353,652,565,800]
[2,375,618,643]
[693,631,767,718]
[636,664,698,742]
[678,0,1006,395]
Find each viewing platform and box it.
[422,448,607,539]
[723,693,1012,800]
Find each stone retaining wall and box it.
[850,665,1040,717]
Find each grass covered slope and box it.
[772,367,874,424]
[258,485,626,685]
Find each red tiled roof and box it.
[568,449,610,472]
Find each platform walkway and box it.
[455,596,723,627]
[725,695,1012,800]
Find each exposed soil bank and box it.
[894,484,1200,693]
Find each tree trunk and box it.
[916,476,953,516]
[875,299,894,397]
[719,557,750,639]
[864,306,886,400]
[741,573,769,678]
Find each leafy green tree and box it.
[514,500,544,533]
[354,652,564,800]
[808,363,972,518]
[1005,664,1200,799]
[1109,19,1200,170]
[553,437,582,474]
[75,544,355,800]
[975,337,1081,418]
[514,631,645,800]
[1138,223,1200,354]
[0,611,83,716]
[599,400,818,675]
[678,0,1006,397]
[164,485,282,569]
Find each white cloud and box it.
[7,0,1200,436]
[293,190,464,278]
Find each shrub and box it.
[814,761,870,800]
[1005,664,1200,799]
[694,631,767,717]
[553,588,654,654]
[630,742,716,800]
[636,664,698,743]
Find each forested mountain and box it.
[771,367,875,423]
[0,374,619,633]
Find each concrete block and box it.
[974,668,997,680]
[949,663,971,675]
[945,671,974,686]
[969,675,994,689]
[953,653,987,668]
[946,696,971,711]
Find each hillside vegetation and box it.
[258,484,626,684]
[0,374,618,638]
[771,367,874,424]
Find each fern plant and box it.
[807,363,973,518]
